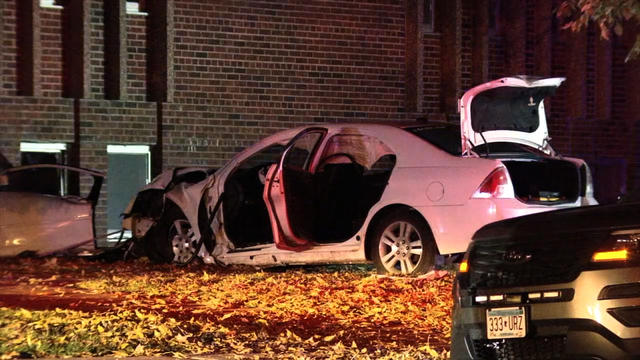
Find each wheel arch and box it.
[364,203,440,261]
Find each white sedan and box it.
[123,76,597,275]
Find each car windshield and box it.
[404,125,461,156]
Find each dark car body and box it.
[451,202,640,360]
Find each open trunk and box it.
[502,159,580,204]
[459,76,565,156]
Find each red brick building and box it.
[1,0,638,238]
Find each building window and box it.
[39,0,63,9]
[126,1,148,16]
[20,142,67,165]
[423,0,435,33]
[19,142,67,196]
[106,145,150,239]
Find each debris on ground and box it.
[0,258,452,359]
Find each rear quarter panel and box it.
[373,157,502,254]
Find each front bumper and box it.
[452,267,640,360]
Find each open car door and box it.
[263,129,325,251]
[0,165,104,256]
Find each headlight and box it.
[591,229,640,263]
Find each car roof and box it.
[308,121,456,130]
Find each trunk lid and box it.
[459,76,565,156]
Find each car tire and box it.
[144,203,201,265]
[370,209,436,275]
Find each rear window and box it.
[404,125,461,155]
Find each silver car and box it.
[451,201,640,359]
[0,164,104,256]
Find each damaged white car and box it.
[0,164,104,256]
[124,76,597,275]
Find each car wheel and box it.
[144,204,202,265]
[370,209,436,275]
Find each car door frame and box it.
[263,127,327,251]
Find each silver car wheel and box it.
[378,220,423,275]
[169,219,198,264]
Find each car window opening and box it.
[283,134,397,244]
[404,125,462,156]
[223,144,286,249]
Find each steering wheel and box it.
[316,152,357,171]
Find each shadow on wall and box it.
[0,153,12,171]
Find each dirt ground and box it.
[0,257,453,359]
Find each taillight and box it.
[472,167,514,199]
[591,229,639,263]
[592,249,628,262]
[458,251,470,273]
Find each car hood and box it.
[473,201,640,242]
[459,76,565,156]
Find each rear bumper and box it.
[452,267,640,359]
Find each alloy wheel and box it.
[377,220,424,275]
[169,219,199,264]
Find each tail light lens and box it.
[592,249,628,262]
[591,229,639,263]
[458,251,470,273]
[472,167,514,199]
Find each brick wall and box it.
[166,0,410,168]
[1,1,18,96]
[0,97,74,165]
[88,0,104,98]
[40,7,63,97]
[459,0,473,91]
[126,12,146,101]
[422,32,440,114]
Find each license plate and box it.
[486,307,527,339]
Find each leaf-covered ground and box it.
[0,257,453,359]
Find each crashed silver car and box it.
[124,77,597,275]
[0,164,104,256]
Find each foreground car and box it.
[0,164,104,256]
[451,201,640,359]
[124,76,597,275]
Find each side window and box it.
[320,134,395,170]
[238,144,286,170]
[19,142,67,195]
[283,131,323,170]
[1,167,63,195]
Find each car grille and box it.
[468,233,603,289]
[472,336,567,360]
